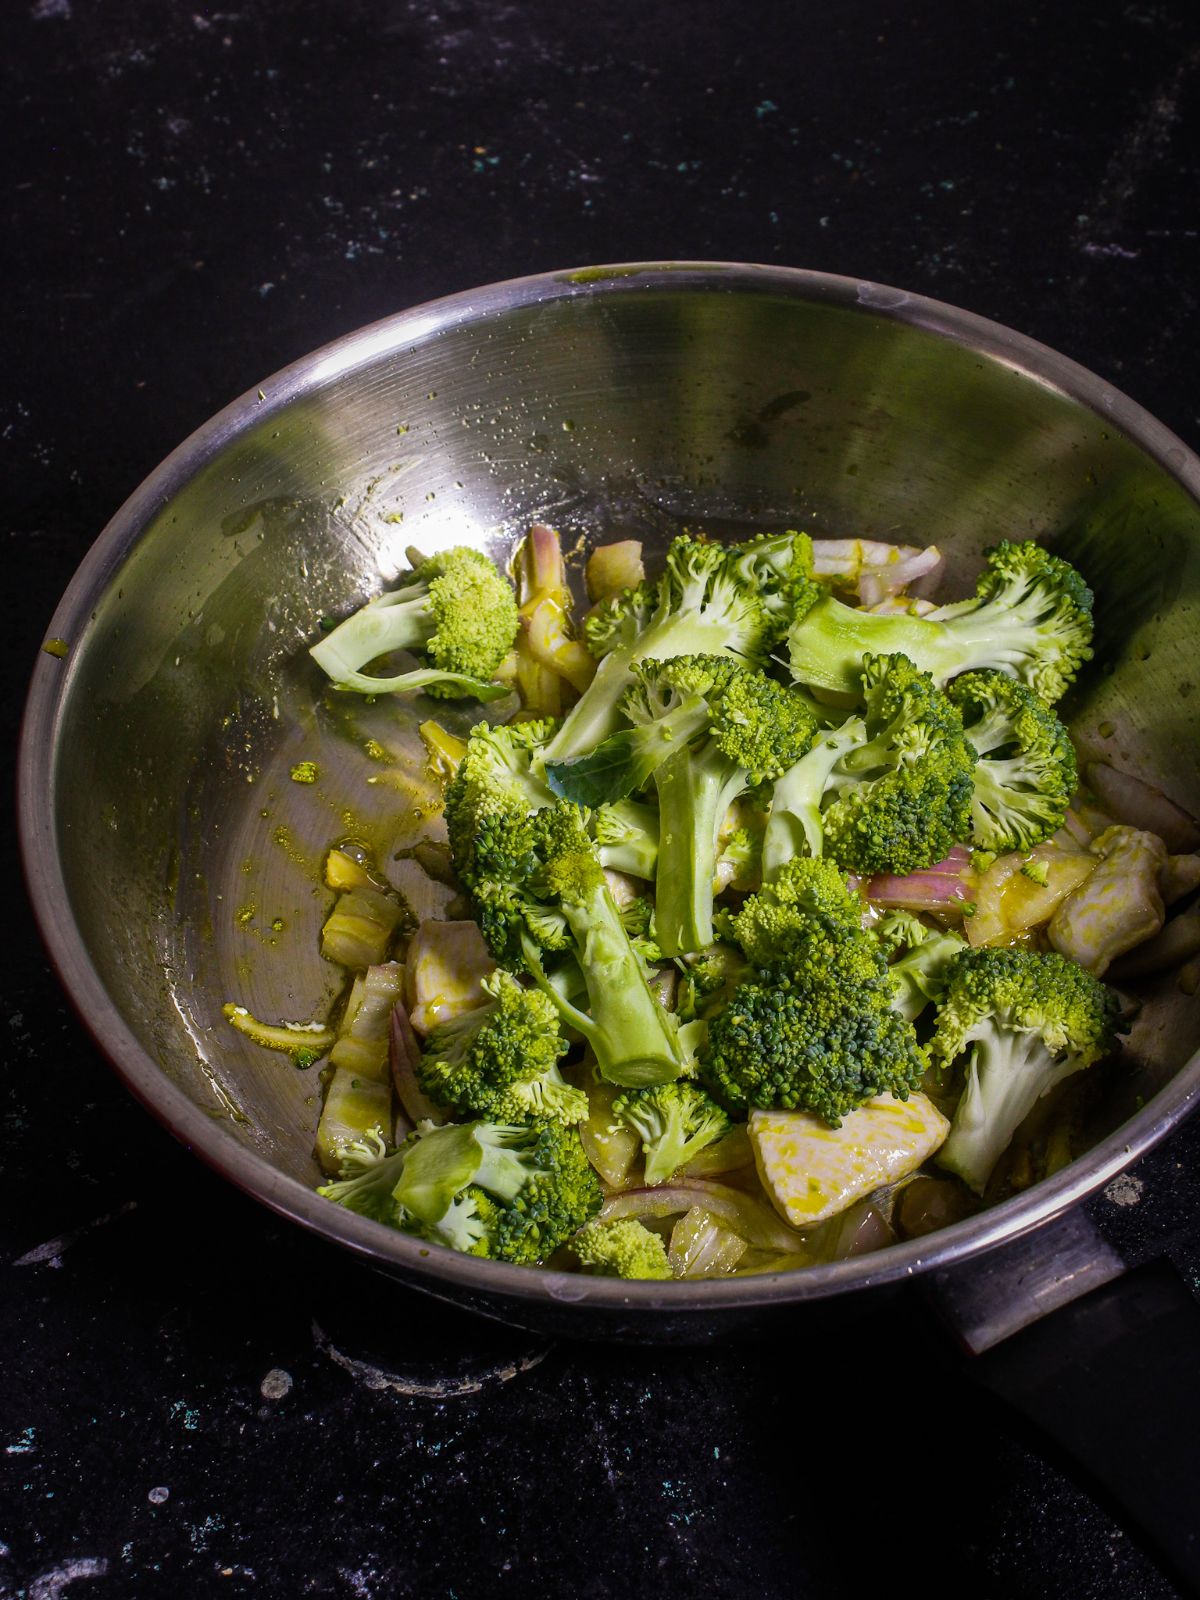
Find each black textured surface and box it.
[4,3,1200,1597]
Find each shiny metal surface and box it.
[18,264,1200,1335]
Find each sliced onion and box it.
[389,1000,446,1129]
[599,1181,808,1254]
[668,1207,748,1277]
[817,1200,895,1261]
[867,846,976,913]
[1087,762,1200,852]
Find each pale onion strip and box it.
[389,1000,446,1129]
[598,1181,809,1254]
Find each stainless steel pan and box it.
[18,264,1200,1580]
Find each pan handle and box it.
[927,1209,1200,1594]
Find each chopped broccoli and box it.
[702,883,926,1122]
[310,546,519,699]
[947,670,1077,852]
[722,529,818,641]
[592,798,659,880]
[729,858,866,967]
[445,735,687,1085]
[787,539,1094,704]
[571,1218,673,1279]
[762,652,976,880]
[885,921,968,1022]
[620,896,664,964]
[548,655,816,956]
[416,970,586,1125]
[677,943,751,1021]
[319,1118,602,1263]
[543,533,781,764]
[931,947,1123,1193]
[611,1081,733,1184]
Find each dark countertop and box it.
[4,4,1200,1596]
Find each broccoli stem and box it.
[762,723,863,881]
[653,749,741,958]
[937,1024,1080,1195]
[310,587,435,683]
[544,610,748,764]
[527,880,686,1087]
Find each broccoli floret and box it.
[592,798,659,880]
[873,908,932,957]
[723,529,819,643]
[611,1081,733,1185]
[321,1118,602,1264]
[931,947,1123,1194]
[703,959,926,1123]
[315,1128,406,1223]
[571,1218,674,1279]
[310,546,519,700]
[787,539,1094,704]
[886,922,968,1022]
[543,533,779,764]
[445,747,687,1085]
[675,943,750,1023]
[416,970,586,1125]
[620,896,664,964]
[946,670,1077,853]
[729,858,866,967]
[443,718,557,926]
[548,655,817,956]
[762,652,976,879]
[701,894,926,1122]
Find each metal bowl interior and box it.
[19,264,1200,1336]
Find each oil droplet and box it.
[561,419,575,432]
[270,917,285,933]
[1098,720,1116,738]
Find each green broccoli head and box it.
[946,670,1077,852]
[449,779,686,1087]
[480,1119,604,1265]
[444,719,566,963]
[787,539,1094,704]
[384,1118,603,1264]
[701,926,926,1123]
[724,529,819,645]
[571,1218,674,1279]
[316,1129,405,1224]
[310,545,518,700]
[416,970,586,1126]
[885,922,968,1022]
[584,580,659,660]
[677,942,751,1021]
[544,531,778,765]
[730,858,866,967]
[931,946,1123,1194]
[611,1081,733,1185]
[764,652,976,879]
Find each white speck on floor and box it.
[1104,1172,1144,1207]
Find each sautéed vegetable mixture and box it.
[225,525,1200,1279]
